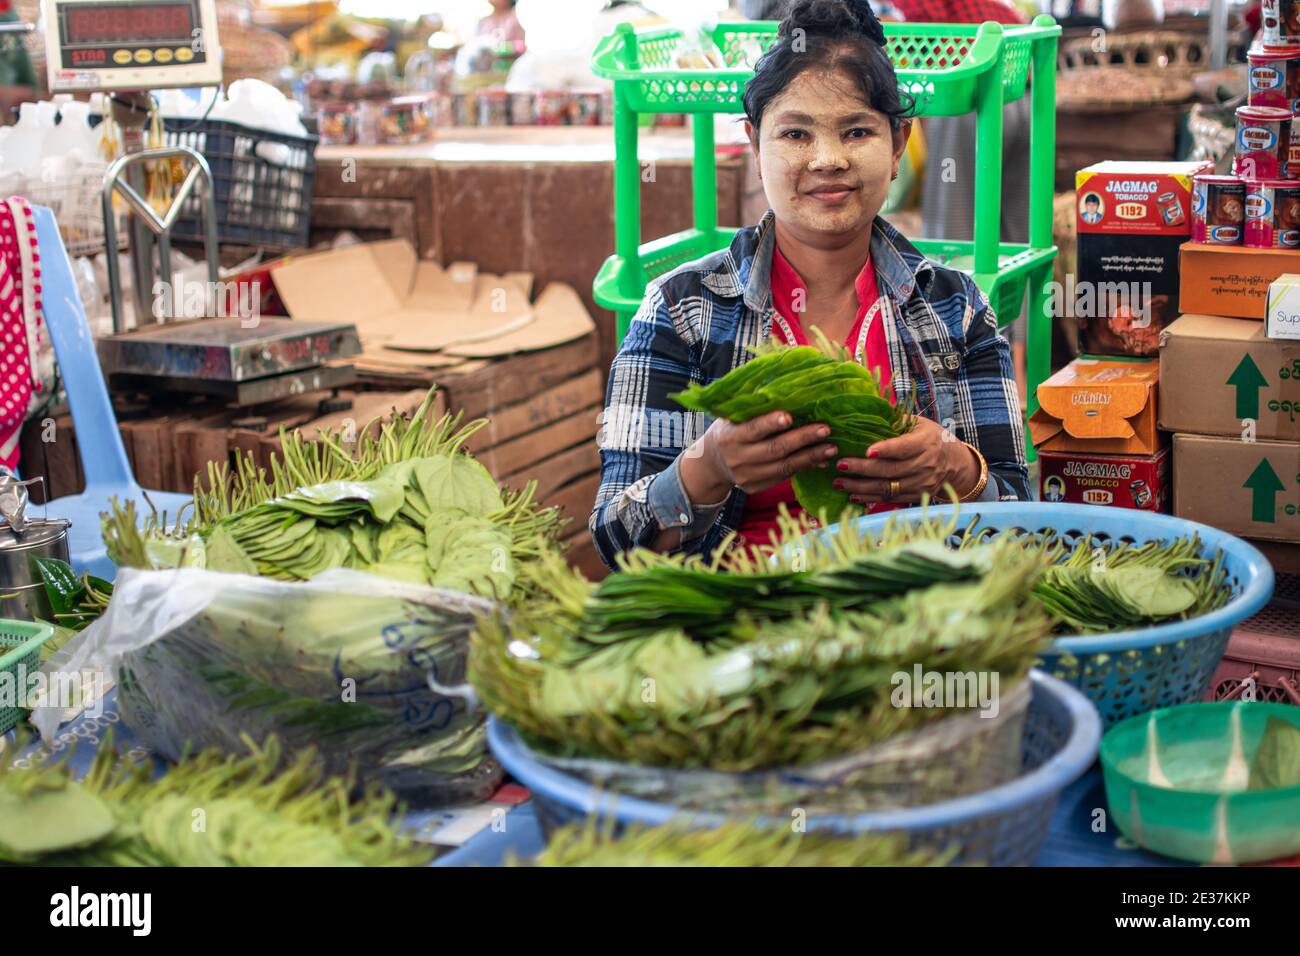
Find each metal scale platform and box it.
[42,0,362,408]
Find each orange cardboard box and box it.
[1029,357,1161,456]
[1178,242,1300,320]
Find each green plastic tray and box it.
[591,20,1050,117]
[0,619,55,735]
[1101,701,1300,864]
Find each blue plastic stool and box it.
[31,205,192,580]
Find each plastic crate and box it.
[163,117,318,250]
[0,620,55,735]
[591,16,1061,437]
[1206,593,1300,705]
[488,670,1100,867]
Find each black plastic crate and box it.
[162,117,317,250]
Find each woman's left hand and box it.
[831,417,981,504]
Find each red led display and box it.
[65,3,194,43]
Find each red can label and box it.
[1245,181,1300,247]
[1192,176,1246,244]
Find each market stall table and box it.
[0,686,1224,869]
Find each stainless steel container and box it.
[0,519,72,622]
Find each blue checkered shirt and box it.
[589,211,1029,569]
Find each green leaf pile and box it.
[471,527,1052,772]
[520,820,957,867]
[0,733,435,866]
[669,338,913,517]
[101,389,564,605]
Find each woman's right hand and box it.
[679,411,839,504]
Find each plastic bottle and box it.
[2,102,52,176]
[46,100,100,159]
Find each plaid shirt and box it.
[589,211,1029,569]
[891,0,1027,23]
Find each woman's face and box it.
[749,66,909,245]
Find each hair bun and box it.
[781,0,887,46]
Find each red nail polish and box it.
[832,480,844,489]
[836,461,849,471]
[868,449,879,459]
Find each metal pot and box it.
[0,518,72,622]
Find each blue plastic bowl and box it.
[488,670,1101,866]
[838,502,1275,730]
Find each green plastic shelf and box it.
[592,16,1061,443]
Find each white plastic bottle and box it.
[46,100,100,160]
[1,101,52,176]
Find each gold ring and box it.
[888,479,900,501]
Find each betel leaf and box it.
[412,455,503,517]
[0,782,117,863]
[35,556,84,617]
[205,525,259,575]
[1249,716,1300,791]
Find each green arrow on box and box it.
[1244,458,1286,523]
[1227,354,1269,420]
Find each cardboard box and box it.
[1029,357,1161,456]
[1266,273,1300,340]
[1177,243,1300,321]
[1076,160,1212,356]
[1173,434,1300,543]
[1040,446,1170,511]
[1159,313,1300,441]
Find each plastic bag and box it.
[523,678,1031,815]
[33,567,503,807]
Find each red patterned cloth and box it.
[892,0,1027,24]
[0,197,45,470]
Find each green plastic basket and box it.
[591,21,1043,117]
[592,16,1061,434]
[0,619,55,735]
[1101,702,1300,864]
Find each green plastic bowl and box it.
[1101,702,1300,864]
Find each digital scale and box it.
[39,0,362,410]
[43,0,222,92]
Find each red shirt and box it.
[891,0,1026,24]
[736,245,900,550]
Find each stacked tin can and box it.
[1216,28,1300,249]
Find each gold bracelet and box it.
[958,442,989,503]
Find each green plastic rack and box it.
[0,619,54,735]
[591,16,1061,424]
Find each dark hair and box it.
[742,0,913,133]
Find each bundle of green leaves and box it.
[470,526,1052,771]
[670,336,914,517]
[0,733,435,866]
[520,820,957,867]
[101,389,564,606]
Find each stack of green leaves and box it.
[1031,535,1229,634]
[0,733,435,866]
[795,508,1233,636]
[669,337,913,517]
[101,389,564,605]
[470,533,1052,770]
[582,539,986,646]
[520,820,957,867]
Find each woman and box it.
[590,0,1029,569]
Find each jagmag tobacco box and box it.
[1075,160,1213,356]
[1030,357,1169,512]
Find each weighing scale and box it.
[39,0,361,408]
